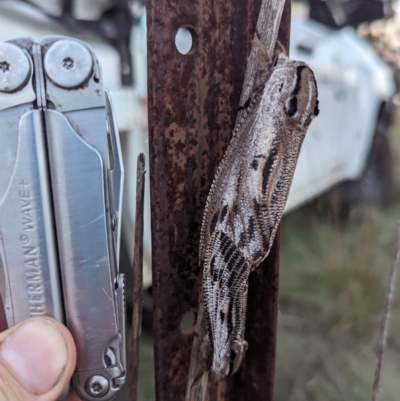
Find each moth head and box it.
[212,339,248,376]
[274,60,319,128]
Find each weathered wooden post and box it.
[147,0,291,399]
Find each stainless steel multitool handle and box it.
[0,36,126,400]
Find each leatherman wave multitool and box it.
[0,37,126,400]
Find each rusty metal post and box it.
[147,0,291,400]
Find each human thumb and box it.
[0,317,76,401]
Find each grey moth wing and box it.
[199,46,319,376]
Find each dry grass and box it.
[276,206,399,401]
[274,112,400,401]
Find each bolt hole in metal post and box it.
[180,311,197,334]
[175,27,197,55]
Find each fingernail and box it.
[0,318,68,394]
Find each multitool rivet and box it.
[0,43,30,93]
[44,40,93,88]
[84,375,110,398]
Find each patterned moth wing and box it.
[200,40,319,376]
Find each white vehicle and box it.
[287,13,395,212]
[0,1,395,289]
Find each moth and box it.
[199,38,319,376]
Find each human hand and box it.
[0,316,77,401]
